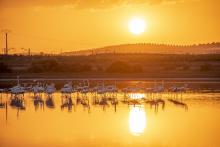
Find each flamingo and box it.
[45,83,56,95]
[61,82,73,94]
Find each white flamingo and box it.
[61,82,73,94]
[45,83,56,95]
[10,85,25,94]
[32,84,45,94]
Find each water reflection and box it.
[46,97,55,108]
[33,96,44,110]
[130,93,145,99]
[10,95,26,110]
[145,99,166,113]
[129,106,147,136]
[1,92,220,147]
[168,98,188,111]
[61,97,74,112]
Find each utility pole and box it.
[28,48,31,56]
[1,29,11,55]
[60,48,62,55]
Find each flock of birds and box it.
[0,80,189,113]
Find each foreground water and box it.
[1,92,220,147]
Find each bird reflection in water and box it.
[33,95,44,110]
[46,97,55,108]
[145,98,165,114]
[10,96,25,110]
[61,96,74,112]
[168,98,188,111]
[129,106,147,136]
[10,96,26,119]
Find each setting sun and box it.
[0,1,220,147]
[129,18,146,35]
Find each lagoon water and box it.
[1,92,220,147]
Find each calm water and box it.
[1,92,220,147]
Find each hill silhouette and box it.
[63,42,220,55]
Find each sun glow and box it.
[129,93,146,99]
[129,18,146,35]
[129,106,147,136]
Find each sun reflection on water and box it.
[129,106,147,136]
[129,93,145,99]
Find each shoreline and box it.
[1,73,220,90]
[1,77,220,82]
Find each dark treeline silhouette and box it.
[0,54,220,75]
[28,59,92,73]
[106,61,143,73]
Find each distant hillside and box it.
[62,42,220,55]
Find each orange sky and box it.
[0,0,220,53]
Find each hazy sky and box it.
[0,0,219,53]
